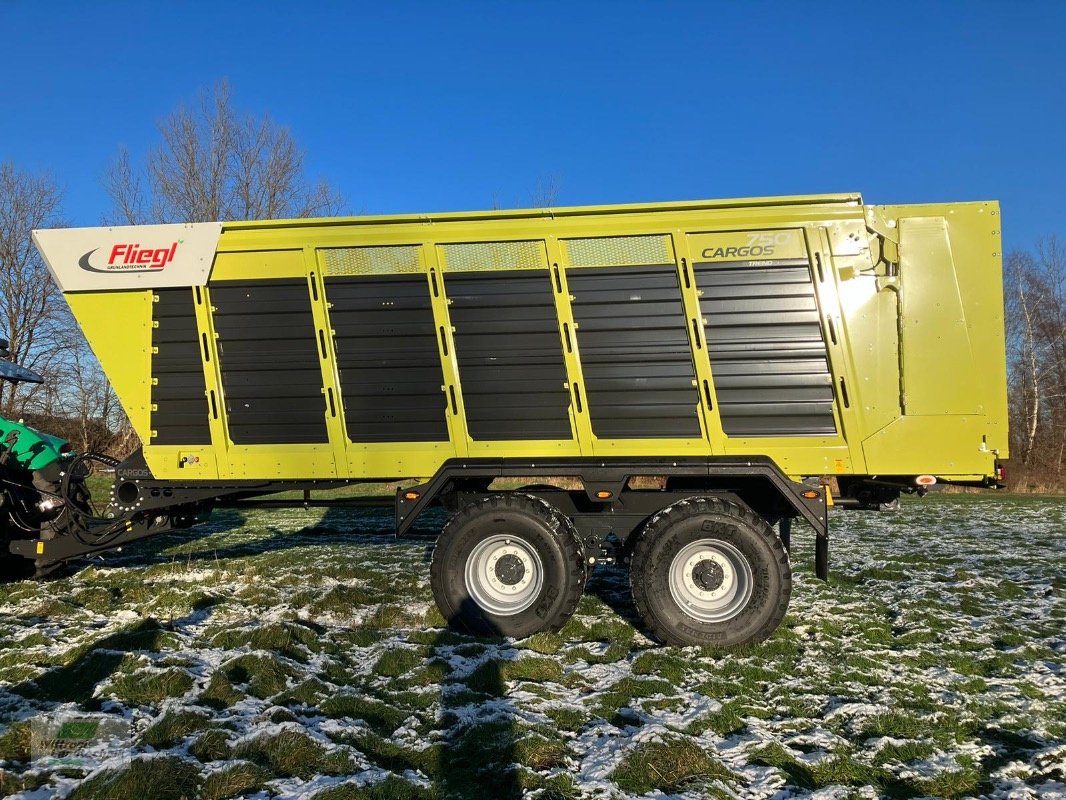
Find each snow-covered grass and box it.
[0,495,1063,799]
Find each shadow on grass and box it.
[584,562,642,628]
[434,609,522,799]
[340,603,524,798]
[52,506,447,576]
[13,619,174,706]
[1,509,256,584]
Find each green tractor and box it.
[0,340,109,578]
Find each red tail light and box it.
[59,443,72,454]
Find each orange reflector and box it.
[801,490,820,499]
[403,491,420,501]
[915,475,937,486]
[595,490,612,499]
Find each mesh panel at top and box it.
[563,234,675,267]
[439,240,546,272]
[320,245,422,276]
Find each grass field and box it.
[0,495,1063,799]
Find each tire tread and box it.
[630,496,791,647]
[430,493,586,637]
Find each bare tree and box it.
[104,81,343,224]
[1005,238,1066,488]
[23,341,137,455]
[89,81,343,455]
[0,162,72,417]
[490,175,562,211]
[529,174,561,209]
[1006,251,1041,465]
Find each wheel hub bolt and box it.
[494,553,526,585]
[692,559,725,591]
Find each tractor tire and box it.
[430,493,586,639]
[630,496,791,648]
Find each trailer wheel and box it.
[430,493,586,639]
[630,497,790,648]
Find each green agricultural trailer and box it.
[11,192,1007,646]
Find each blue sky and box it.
[2,1,1063,251]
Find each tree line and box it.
[1005,239,1066,490]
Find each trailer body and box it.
[20,193,1008,646]
[34,193,1007,485]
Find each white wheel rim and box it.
[465,534,544,616]
[668,539,754,623]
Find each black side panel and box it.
[694,259,837,436]
[325,275,449,442]
[445,271,572,441]
[210,279,328,444]
[567,266,702,439]
[151,289,211,445]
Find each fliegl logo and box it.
[79,241,181,274]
